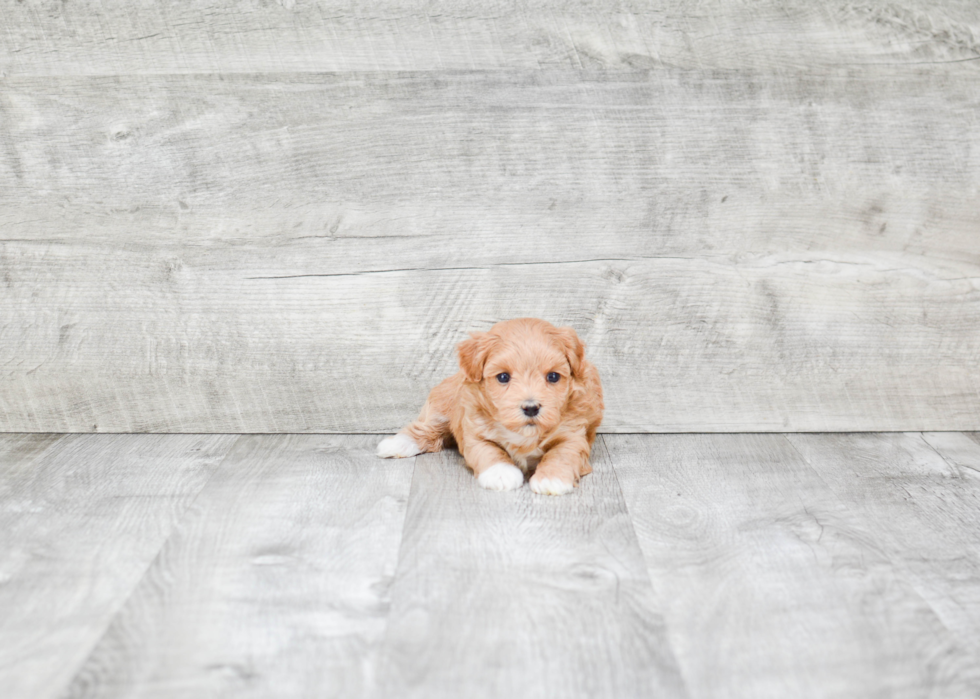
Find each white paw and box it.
[477,462,525,491]
[376,433,422,459]
[529,476,574,496]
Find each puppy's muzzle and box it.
[521,401,541,418]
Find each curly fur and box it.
[378,318,603,495]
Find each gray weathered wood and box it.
[2,1,978,75]
[1,433,980,697]
[0,433,238,699]
[789,432,980,660]
[376,440,686,699]
[2,69,978,433]
[62,435,414,699]
[0,432,64,462]
[922,431,980,480]
[2,247,977,433]
[3,71,979,248]
[609,433,980,698]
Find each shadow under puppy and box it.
[378,318,603,495]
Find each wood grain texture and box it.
[609,433,980,699]
[1,433,979,697]
[0,431,64,462]
[3,71,979,246]
[2,70,978,432]
[0,433,238,699]
[4,248,978,434]
[2,1,978,75]
[376,441,686,699]
[62,435,414,699]
[922,431,980,479]
[789,432,980,660]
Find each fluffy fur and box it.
[377,318,603,495]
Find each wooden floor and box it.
[2,432,979,698]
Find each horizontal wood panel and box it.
[2,1,979,75]
[1,72,977,280]
[2,245,978,432]
[2,71,978,249]
[1,72,977,432]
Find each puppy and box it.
[377,318,603,495]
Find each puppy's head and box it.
[457,318,585,435]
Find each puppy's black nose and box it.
[522,402,540,417]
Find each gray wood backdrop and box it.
[1,1,978,433]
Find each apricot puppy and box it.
[377,318,603,495]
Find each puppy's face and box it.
[458,319,584,436]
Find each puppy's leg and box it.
[529,434,590,496]
[377,375,457,458]
[462,438,525,491]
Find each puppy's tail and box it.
[376,419,451,458]
[377,373,459,458]
[405,417,452,453]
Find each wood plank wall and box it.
[1,1,978,433]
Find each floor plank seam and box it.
[785,433,980,662]
[920,432,980,479]
[369,451,419,694]
[596,433,694,699]
[780,433,841,494]
[51,434,249,698]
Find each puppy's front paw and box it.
[377,433,422,459]
[477,462,525,491]
[529,474,575,496]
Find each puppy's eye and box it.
[496,373,510,384]
[546,372,561,383]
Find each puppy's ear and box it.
[553,326,586,378]
[457,331,497,382]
